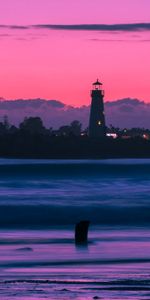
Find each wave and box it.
[2,278,150,286]
[1,257,150,268]
[1,159,150,179]
[0,204,150,227]
[0,160,150,227]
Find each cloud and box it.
[0,34,11,37]
[0,25,29,30]
[33,23,150,32]
[0,23,150,32]
[0,99,89,129]
[89,38,150,43]
[0,98,150,129]
[105,98,150,128]
[106,98,143,107]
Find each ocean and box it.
[0,159,150,299]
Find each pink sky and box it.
[0,0,150,106]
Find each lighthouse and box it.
[89,79,106,138]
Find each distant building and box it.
[106,133,118,139]
[89,79,106,138]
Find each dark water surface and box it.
[0,159,150,299]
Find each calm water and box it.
[0,159,150,299]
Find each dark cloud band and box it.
[0,25,29,30]
[0,23,150,32]
[33,23,150,32]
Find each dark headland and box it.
[0,126,150,159]
[1,80,150,159]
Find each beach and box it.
[0,159,150,299]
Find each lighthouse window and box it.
[98,121,101,125]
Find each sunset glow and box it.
[0,0,150,105]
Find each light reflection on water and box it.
[0,227,150,300]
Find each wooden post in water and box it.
[75,220,90,245]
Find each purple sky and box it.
[1,0,150,24]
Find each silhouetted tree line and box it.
[0,116,150,158]
[0,116,83,137]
